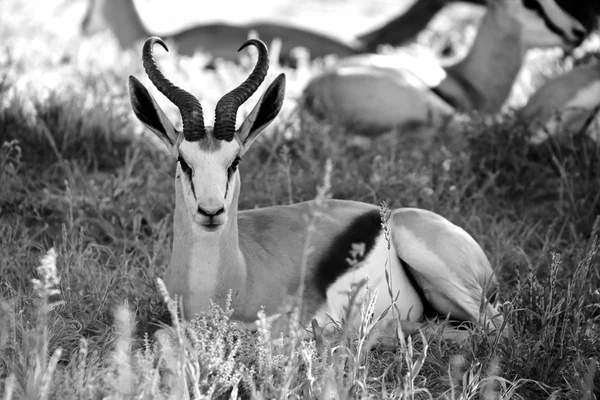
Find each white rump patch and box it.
[314,232,424,332]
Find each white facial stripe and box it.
[537,0,586,42]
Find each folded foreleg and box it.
[391,208,506,336]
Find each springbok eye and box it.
[178,157,192,177]
[227,157,241,178]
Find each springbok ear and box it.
[237,73,286,151]
[128,75,179,150]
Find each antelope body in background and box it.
[302,0,591,137]
[81,0,362,63]
[81,0,486,64]
[128,37,505,340]
[519,61,600,143]
[358,0,486,52]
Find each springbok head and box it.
[505,0,591,50]
[128,37,285,232]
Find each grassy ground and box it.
[1,1,599,399]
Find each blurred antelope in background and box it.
[81,0,362,63]
[128,37,505,341]
[302,0,593,137]
[358,0,486,52]
[519,61,600,143]
[81,0,489,65]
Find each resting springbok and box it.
[81,0,485,65]
[358,0,486,52]
[81,0,362,63]
[129,36,504,340]
[302,0,591,136]
[519,61,600,143]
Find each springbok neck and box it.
[440,3,526,112]
[437,0,589,113]
[81,0,149,49]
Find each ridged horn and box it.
[213,39,269,141]
[142,36,206,141]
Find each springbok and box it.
[81,0,362,63]
[129,37,505,341]
[302,0,591,136]
[81,0,485,65]
[519,61,600,143]
[358,0,486,52]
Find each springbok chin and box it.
[130,36,506,342]
[302,0,590,136]
[80,0,361,62]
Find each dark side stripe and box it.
[313,209,382,298]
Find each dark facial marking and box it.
[197,135,224,152]
[178,157,195,197]
[313,209,382,298]
[224,156,241,199]
[227,157,241,179]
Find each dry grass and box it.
[1,0,599,399]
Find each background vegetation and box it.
[0,0,598,398]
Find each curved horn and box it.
[142,36,206,141]
[213,39,270,141]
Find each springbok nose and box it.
[197,205,225,217]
